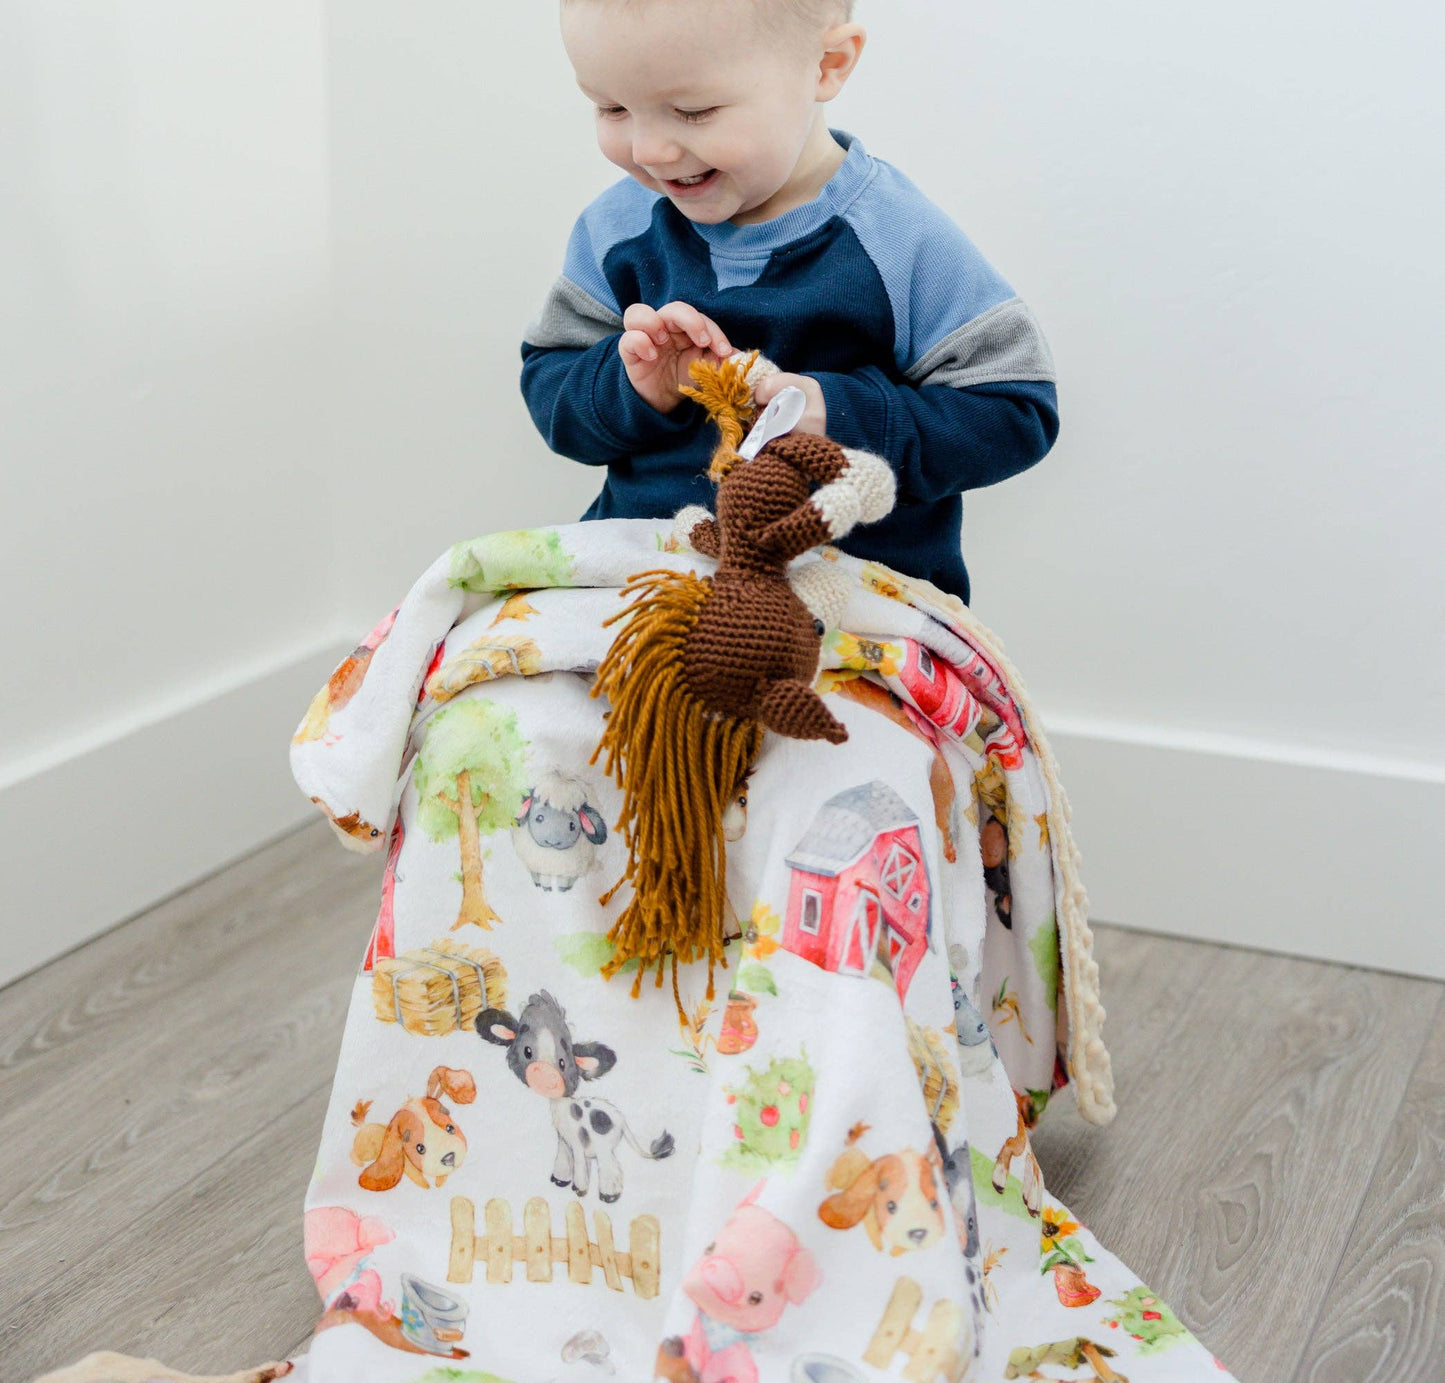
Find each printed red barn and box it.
[782,780,932,1004]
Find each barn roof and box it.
[785,780,919,876]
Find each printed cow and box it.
[476,990,673,1201]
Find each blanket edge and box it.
[886,572,1117,1126]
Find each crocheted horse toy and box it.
[590,351,896,998]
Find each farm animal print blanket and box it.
[31,519,1236,1383]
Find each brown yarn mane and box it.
[590,568,763,1001]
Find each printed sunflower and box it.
[744,901,782,962]
[831,631,903,676]
[1040,1208,1099,1308]
[816,667,863,695]
[1040,1196,1092,1306]
[1039,1204,1082,1256]
[1039,1202,1094,1275]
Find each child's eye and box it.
[596,105,627,120]
[676,107,719,124]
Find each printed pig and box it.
[660,1189,821,1383]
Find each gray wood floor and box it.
[1,820,1441,1383]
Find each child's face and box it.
[561,1,835,225]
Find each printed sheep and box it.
[511,768,609,892]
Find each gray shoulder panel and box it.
[903,296,1056,389]
[523,276,625,350]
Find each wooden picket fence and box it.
[447,1195,660,1299]
[864,1276,970,1383]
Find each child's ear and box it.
[816,24,866,101]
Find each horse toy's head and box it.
[671,352,896,740]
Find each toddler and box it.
[520,0,1057,605]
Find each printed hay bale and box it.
[373,940,507,1037]
[426,634,544,703]
[907,1019,959,1135]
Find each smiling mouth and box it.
[663,169,720,195]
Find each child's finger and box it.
[623,303,669,346]
[754,372,811,407]
[697,313,732,357]
[658,300,712,350]
[753,372,789,404]
[620,329,658,364]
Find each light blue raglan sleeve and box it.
[520,181,698,464]
[804,163,1060,502]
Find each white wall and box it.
[0,1,340,983]
[323,2,610,621]
[858,1,1445,973]
[897,1,1445,765]
[5,2,1441,985]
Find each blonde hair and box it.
[563,0,857,35]
[784,0,856,23]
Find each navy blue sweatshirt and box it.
[520,129,1057,604]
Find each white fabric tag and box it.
[738,385,808,461]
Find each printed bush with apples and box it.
[1102,1285,1190,1353]
[720,1052,815,1173]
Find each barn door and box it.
[884,923,908,970]
[844,889,882,974]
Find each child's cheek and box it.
[597,126,637,177]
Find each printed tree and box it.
[414,698,527,931]
[449,528,574,594]
[409,1371,514,1383]
[1028,913,1060,1014]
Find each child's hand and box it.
[620,301,734,414]
[753,372,828,436]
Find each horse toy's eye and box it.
[813,618,826,636]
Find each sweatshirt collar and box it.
[689,128,873,257]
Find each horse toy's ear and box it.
[589,348,897,1004]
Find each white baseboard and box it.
[1049,716,1445,980]
[0,639,350,989]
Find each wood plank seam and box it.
[8,1075,330,1327]
[1288,984,1445,1382]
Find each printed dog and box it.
[818,1127,947,1255]
[350,1066,476,1192]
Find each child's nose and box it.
[632,122,684,173]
